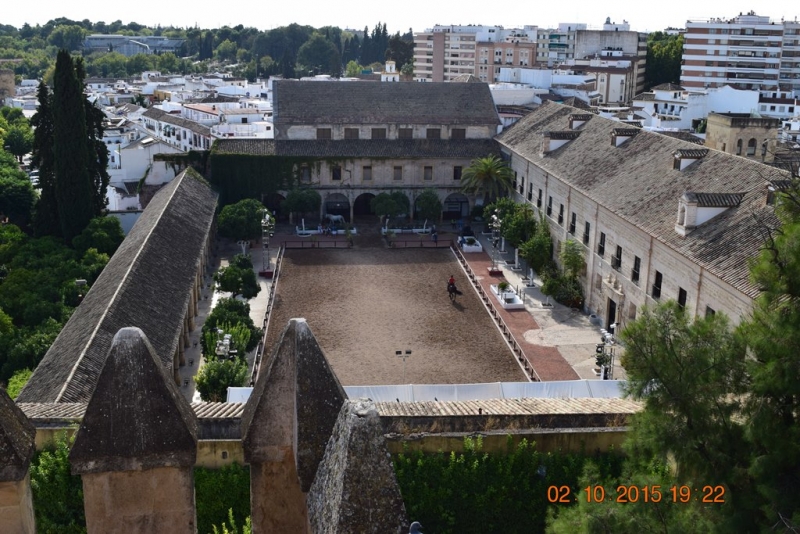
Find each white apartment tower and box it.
[681,12,800,94]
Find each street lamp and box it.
[261,209,275,272]
[596,323,618,380]
[490,212,503,272]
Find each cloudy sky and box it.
[4,1,800,34]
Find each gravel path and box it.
[264,247,526,386]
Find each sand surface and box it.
[263,247,526,386]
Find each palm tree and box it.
[460,155,514,203]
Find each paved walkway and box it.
[452,226,625,382]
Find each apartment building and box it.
[413,25,537,83]
[681,12,800,93]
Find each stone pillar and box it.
[242,319,347,534]
[0,390,37,534]
[308,399,409,533]
[70,327,198,534]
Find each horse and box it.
[325,213,345,224]
[448,282,462,301]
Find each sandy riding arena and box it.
[263,247,526,386]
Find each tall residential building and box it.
[681,12,800,94]
[413,25,537,83]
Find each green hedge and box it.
[393,437,624,534]
[194,464,251,534]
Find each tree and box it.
[620,302,754,530]
[30,82,59,237]
[645,32,684,89]
[29,432,86,532]
[385,33,413,71]
[0,171,36,229]
[218,198,266,241]
[77,59,111,217]
[345,60,362,77]
[71,216,125,256]
[297,33,341,76]
[4,123,33,162]
[202,297,261,352]
[214,254,260,299]
[738,180,800,527]
[559,239,585,280]
[371,191,409,222]
[216,39,238,62]
[52,50,94,242]
[414,188,442,222]
[400,62,414,77]
[281,188,320,220]
[5,368,32,399]
[519,214,553,273]
[195,359,249,402]
[461,155,514,203]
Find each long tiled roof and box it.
[142,108,211,136]
[274,80,500,126]
[497,101,786,299]
[17,170,218,403]
[212,138,501,159]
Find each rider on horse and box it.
[448,275,457,292]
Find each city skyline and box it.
[4,1,800,36]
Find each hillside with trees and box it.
[0,19,415,82]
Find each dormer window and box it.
[672,149,708,171]
[542,131,581,153]
[611,128,639,147]
[675,191,744,236]
[568,114,593,130]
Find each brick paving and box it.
[455,250,580,381]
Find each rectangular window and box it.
[583,222,590,245]
[332,165,342,181]
[558,204,564,225]
[371,128,387,139]
[546,196,553,216]
[612,245,622,271]
[362,165,372,181]
[423,166,433,181]
[706,306,716,317]
[344,128,359,139]
[527,183,533,201]
[537,189,542,208]
[678,287,687,308]
[598,232,606,257]
[512,171,517,190]
[569,212,576,234]
[398,128,413,139]
[301,165,311,183]
[451,128,466,139]
[426,128,441,139]
[453,166,462,180]
[317,128,332,140]
[652,270,663,299]
[632,256,641,282]
[393,166,403,181]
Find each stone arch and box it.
[747,138,757,156]
[442,192,470,222]
[736,138,742,155]
[325,193,351,222]
[353,192,376,217]
[262,192,286,221]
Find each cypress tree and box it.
[76,58,110,215]
[30,81,60,237]
[52,50,94,242]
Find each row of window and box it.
[315,165,464,182]
[317,127,465,140]
[535,189,705,310]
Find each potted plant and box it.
[498,281,510,293]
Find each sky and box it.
[3,0,800,35]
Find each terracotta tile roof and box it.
[274,80,500,126]
[675,148,709,158]
[142,107,211,136]
[212,139,501,159]
[16,170,218,403]
[612,128,641,136]
[633,92,655,101]
[497,101,788,299]
[374,397,641,417]
[546,131,582,140]
[652,83,685,91]
[686,192,745,207]
[656,130,704,145]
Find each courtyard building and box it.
[497,101,786,330]
[213,80,502,221]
